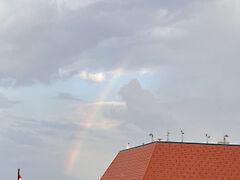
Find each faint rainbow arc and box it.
[65,69,123,172]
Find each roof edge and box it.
[120,141,240,152]
[100,151,121,179]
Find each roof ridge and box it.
[120,141,240,152]
[142,143,157,180]
[100,151,120,179]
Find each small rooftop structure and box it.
[101,141,240,180]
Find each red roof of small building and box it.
[101,142,240,180]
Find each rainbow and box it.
[65,69,123,173]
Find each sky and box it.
[1,0,240,179]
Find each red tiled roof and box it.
[101,142,240,180]
[101,143,155,180]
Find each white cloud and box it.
[78,71,106,83]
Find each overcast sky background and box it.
[1,0,240,179]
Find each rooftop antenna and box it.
[223,134,229,144]
[180,129,184,142]
[149,133,154,142]
[167,131,170,141]
[126,142,130,149]
[205,133,211,144]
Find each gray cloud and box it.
[104,79,240,144]
[0,115,87,179]
[1,0,239,94]
[2,0,240,179]
[0,93,18,108]
[54,92,83,102]
[117,79,174,132]
[0,117,78,156]
[0,0,192,85]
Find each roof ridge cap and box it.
[142,143,157,180]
